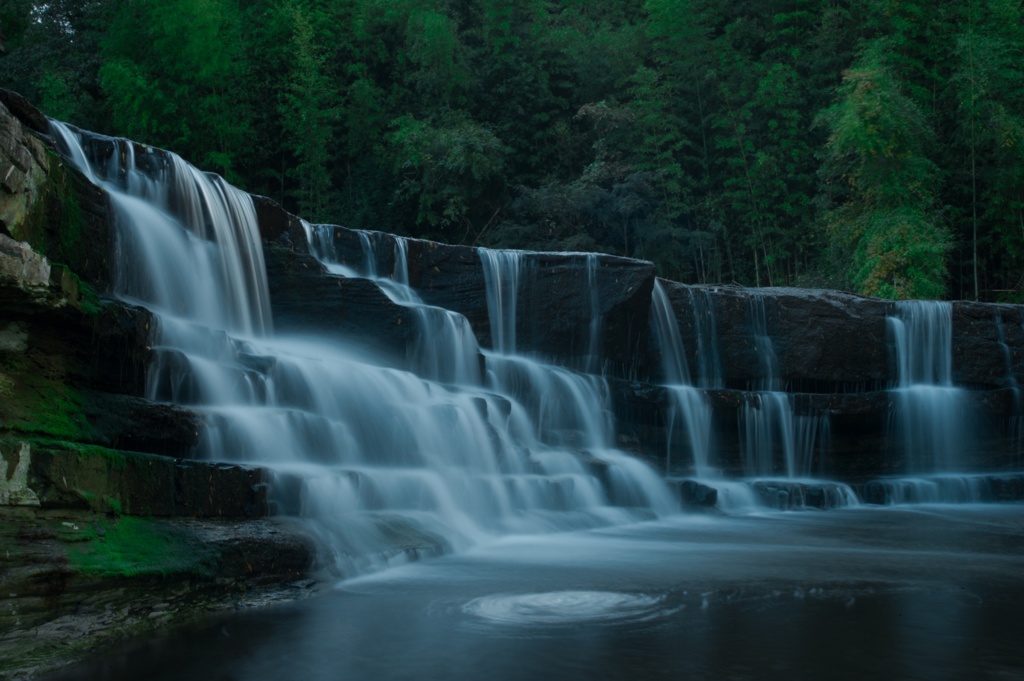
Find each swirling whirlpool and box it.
[463,590,670,626]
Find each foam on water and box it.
[463,590,667,625]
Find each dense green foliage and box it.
[3,0,1023,299]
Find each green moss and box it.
[7,151,81,260]
[49,157,86,267]
[11,172,51,254]
[24,437,126,463]
[67,516,217,578]
[52,265,101,315]
[74,489,97,502]
[4,375,92,441]
[73,443,127,470]
[104,495,123,515]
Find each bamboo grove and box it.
[2,0,1023,300]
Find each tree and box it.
[99,0,250,178]
[946,0,1024,300]
[0,0,109,127]
[278,3,341,221]
[385,112,507,242]
[819,42,949,299]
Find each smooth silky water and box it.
[45,506,1024,680]
[44,123,1024,680]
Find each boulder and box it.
[748,480,858,509]
[668,479,718,508]
[0,99,51,241]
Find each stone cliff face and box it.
[255,196,1024,479]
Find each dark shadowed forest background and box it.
[2,0,1023,300]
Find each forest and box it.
[2,0,1022,300]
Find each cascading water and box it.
[305,225,482,386]
[877,301,977,503]
[479,249,522,355]
[995,315,1023,461]
[584,253,602,374]
[888,301,967,473]
[650,281,713,477]
[688,287,722,389]
[742,295,830,479]
[52,122,677,576]
[649,285,850,509]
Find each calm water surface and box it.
[49,505,1024,681]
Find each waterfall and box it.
[479,249,522,354]
[688,287,722,389]
[995,315,1022,461]
[649,285,847,508]
[872,301,989,504]
[308,225,482,385]
[888,301,968,473]
[585,254,602,374]
[51,122,677,576]
[650,282,713,477]
[741,295,829,478]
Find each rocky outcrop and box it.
[0,436,317,679]
[0,93,112,291]
[303,226,656,377]
[654,282,892,391]
[653,281,1024,392]
[263,242,418,366]
[0,507,315,681]
[952,301,1024,389]
[4,440,268,518]
[0,97,321,679]
[0,97,52,240]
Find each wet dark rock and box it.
[748,480,856,510]
[88,302,155,397]
[653,282,892,391]
[25,442,270,518]
[669,479,718,508]
[312,227,656,379]
[856,473,1024,505]
[0,88,50,135]
[610,380,1022,480]
[252,194,309,253]
[951,301,1024,389]
[79,393,199,457]
[0,507,315,681]
[263,242,416,367]
[653,283,1024,393]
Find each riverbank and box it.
[0,506,315,681]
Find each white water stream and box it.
[48,118,1020,579]
[52,122,678,575]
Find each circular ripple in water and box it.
[463,590,666,626]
